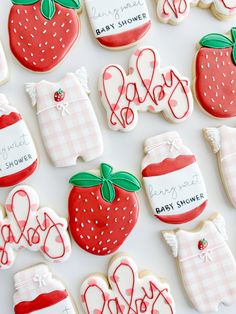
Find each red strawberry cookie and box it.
[195,27,236,118]
[68,163,141,256]
[8,0,81,72]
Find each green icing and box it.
[200,27,236,65]
[11,0,80,20]
[69,163,141,203]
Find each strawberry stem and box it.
[69,163,141,203]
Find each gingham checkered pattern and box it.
[176,219,236,312]
[33,73,103,167]
[216,126,236,208]
[0,42,8,84]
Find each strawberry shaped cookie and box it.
[194,28,236,118]
[8,0,81,72]
[68,163,141,256]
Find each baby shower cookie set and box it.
[0,0,236,313]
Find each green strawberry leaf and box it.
[200,33,234,49]
[41,0,56,20]
[100,163,113,179]
[55,0,80,9]
[110,172,141,192]
[11,0,38,4]
[232,45,236,65]
[69,172,102,187]
[231,27,236,43]
[101,180,115,203]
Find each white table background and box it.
[1,1,236,313]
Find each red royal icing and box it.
[68,185,139,256]
[0,112,22,129]
[162,0,188,19]
[195,47,236,118]
[8,2,80,72]
[14,290,68,314]
[98,22,151,48]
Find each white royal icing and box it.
[80,255,175,313]
[99,47,193,132]
[0,42,8,85]
[0,120,37,178]
[0,185,71,270]
[143,163,207,217]
[85,0,150,38]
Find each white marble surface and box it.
[0,0,236,313]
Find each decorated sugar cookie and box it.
[0,94,38,187]
[204,126,236,208]
[85,0,151,49]
[14,264,78,314]
[163,214,236,313]
[8,0,81,72]
[142,132,208,224]
[156,0,236,24]
[0,185,71,270]
[194,28,236,118]
[0,42,9,85]
[80,254,175,314]
[26,68,103,167]
[99,46,193,132]
[68,163,141,255]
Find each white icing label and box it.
[0,120,37,177]
[32,297,76,314]
[143,163,207,216]
[85,0,150,38]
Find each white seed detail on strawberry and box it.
[8,0,81,72]
[195,27,236,118]
[68,163,141,256]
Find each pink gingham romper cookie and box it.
[26,68,103,167]
[204,126,236,208]
[163,214,236,313]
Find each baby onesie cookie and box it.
[68,163,141,256]
[85,0,151,49]
[163,214,236,313]
[194,28,236,119]
[0,94,38,187]
[156,0,236,24]
[0,185,71,270]
[142,132,207,224]
[26,68,103,167]
[8,0,81,72]
[99,46,193,132]
[14,264,78,314]
[80,254,175,313]
[203,126,236,208]
[0,42,9,85]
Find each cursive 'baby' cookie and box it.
[156,0,236,25]
[85,0,151,50]
[68,163,141,256]
[142,132,207,224]
[0,185,71,270]
[26,68,103,167]
[194,28,236,119]
[13,264,78,314]
[80,254,176,313]
[0,94,38,187]
[163,214,236,312]
[99,46,193,132]
[8,0,81,72]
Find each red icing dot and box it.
[104,72,112,80]
[169,99,178,107]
